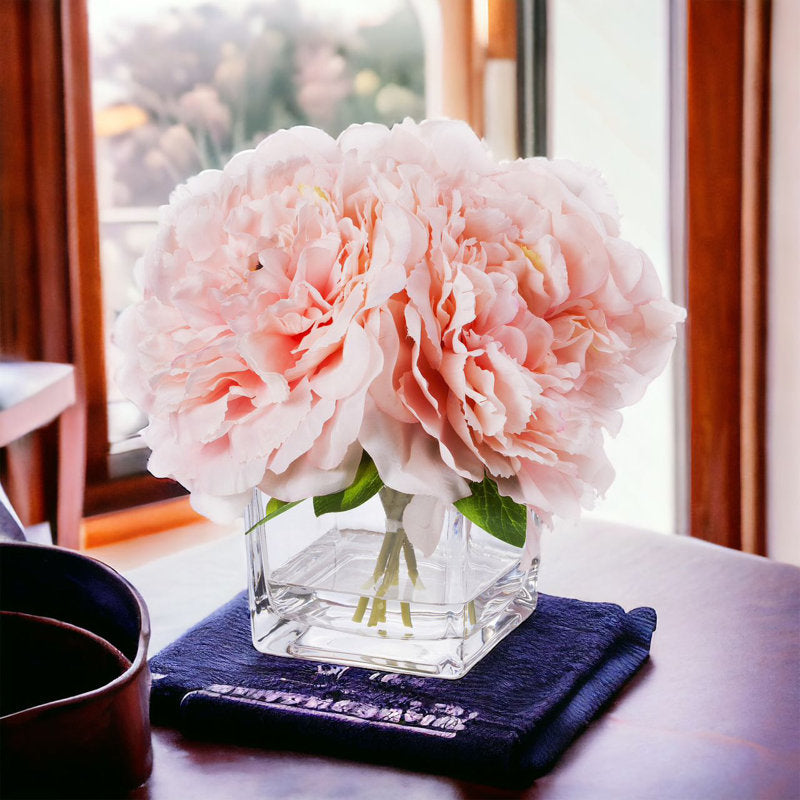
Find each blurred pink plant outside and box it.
[295,44,352,123]
[177,85,232,144]
[114,119,684,544]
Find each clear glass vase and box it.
[245,488,541,679]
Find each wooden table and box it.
[122,520,800,799]
[0,361,84,548]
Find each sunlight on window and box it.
[550,0,677,534]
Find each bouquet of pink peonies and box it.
[115,118,684,554]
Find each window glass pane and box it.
[89,0,426,454]
[550,0,678,534]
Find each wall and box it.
[767,0,800,566]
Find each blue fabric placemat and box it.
[149,592,656,788]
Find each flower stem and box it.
[376,533,404,597]
[372,530,397,583]
[402,536,419,585]
[353,595,369,623]
[350,488,420,629]
[378,487,412,525]
[367,597,386,627]
[353,486,421,635]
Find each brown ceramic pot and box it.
[0,542,152,798]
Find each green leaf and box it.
[265,497,302,521]
[313,452,384,516]
[243,497,301,535]
[455,477,527,548]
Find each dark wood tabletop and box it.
[123,519,800,800]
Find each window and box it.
[0,0,771,556]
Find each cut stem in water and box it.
[352,488,418,629]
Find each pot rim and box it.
[0,540,151,723]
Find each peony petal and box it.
[311,322,383,400]
[259,441,362,502]
[551,212,610,299]
[402,495,447,557]
[190,490,252,524]
[367,306,417,423]
[359,398,471,502]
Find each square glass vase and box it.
[245,488,540,679]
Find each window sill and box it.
[82,496,237,571]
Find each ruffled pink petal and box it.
[359,398,471,502]
[259,441,362,503]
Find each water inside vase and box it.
[246,492,540,678]
[267,525,535,641]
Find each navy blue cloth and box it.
[150,592,656,788]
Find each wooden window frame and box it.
[686,0,769,552]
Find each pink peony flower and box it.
[341,120,684,522]
[115,118,684,528]
[116,125,417,520]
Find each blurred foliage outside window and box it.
[89,0,426,450]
